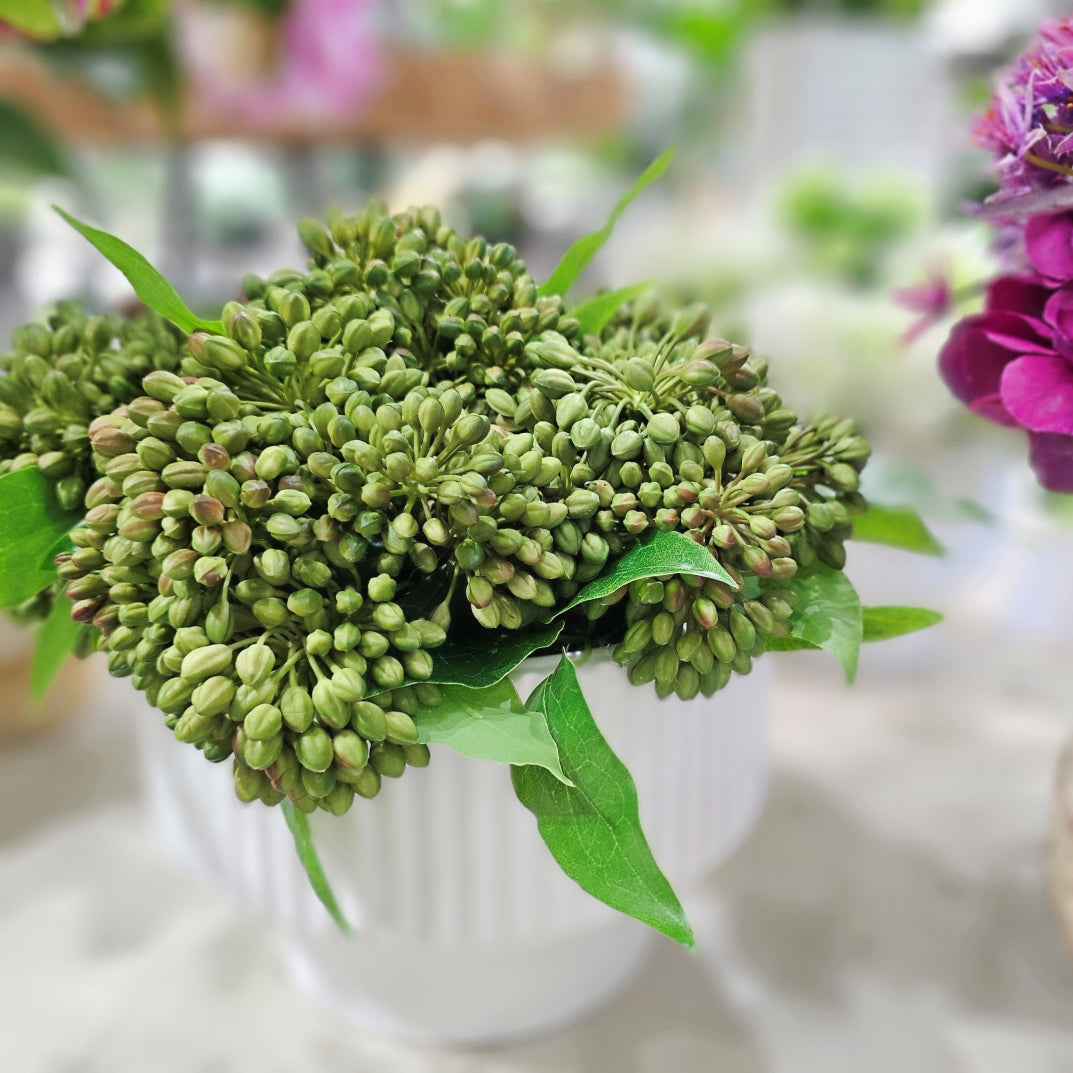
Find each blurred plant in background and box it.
[176,0,381,126]
[779,171,921,288]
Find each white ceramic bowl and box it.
[132,651,770,1044]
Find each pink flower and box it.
[196,0,383,124]
[1025,211,1073,280]
[939,254,1073,491]
[894,270,954,344]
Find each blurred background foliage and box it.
[0,0,1062,482]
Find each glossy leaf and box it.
[852,504,944,556]
[281,800,351,934]
[418,677,571,784]
[392,618,566,692]
[53,206,223,335]
[570,281,654,336]
[29,594,82,700]
[555,528,737,619]
[767,564,862,683]
[0,467,81,608]
[861,605,943,642]
[539,148,675,298]
[512,655,694,947]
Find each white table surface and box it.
[3,589,1073,1073]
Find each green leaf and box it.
[570,281,654,336]
[767,564,863,683]
[381,531,735,697]
[758,602,942,656]
[0,101,69,178]
[539,147,675,298]
[0,467,82,608]
[52,206,223,336]
[555,529,737,620]
[655,7,751,65]
[861,605,943,642]
[1,0,62,38]
[29,594,81,700]
[761,634,820,654]
[852,504,944,556]
[280,800,351,934]
[511,655,694,947]
[391,618,566,693]
[418,677,572,785]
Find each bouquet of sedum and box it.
[0,154,938,943]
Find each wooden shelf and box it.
[0,48,627,146]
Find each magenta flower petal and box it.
[1029,431,1073,491]
[981,315,1053,352]
[938,315,1020,426]
[1025,213,1073,281]
[1000,354,1073,433]
[986,274,1052,321]
[972,391,1020,424]
[1044,282,1073,348]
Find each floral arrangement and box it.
[0,152,938,943]
[940,17,1073,491]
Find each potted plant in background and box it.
[0,149,940,1041]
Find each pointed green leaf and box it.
[0,467,82,608]
[861,605,943,642]
[539,148,675,298]
[555,529,737,620]
[53,206,223,335]
[852,504,944,556]
[30,595,83,700]
[571,281,654,336]
[281,800,351,934]
[418,678,571,784]
[761,634,820,654]
[512,655,694,947]
[766,564,862,683]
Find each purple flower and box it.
[974,18,1073,202]
[938,268,1073,491]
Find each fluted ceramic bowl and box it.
[131,650,770,1044]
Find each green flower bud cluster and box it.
[58,373,445,814]
[610,574,798,700]
[0,304,185,629]
[475,294,871,695]
[238,200,579,393]
[0,303,186,501]
[20,204,872,813]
